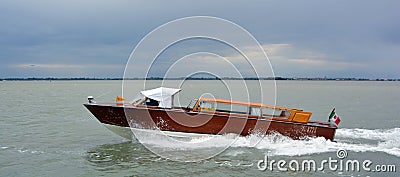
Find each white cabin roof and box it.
[140,87,181,108]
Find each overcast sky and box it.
[1,0,399,78]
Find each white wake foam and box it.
[336,128,400,141]
[133,128,400,157]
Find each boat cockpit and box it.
[190,98,313,123]
[129,87,313,124]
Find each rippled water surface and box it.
[0,80,399,176]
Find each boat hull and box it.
[84,103,337,140]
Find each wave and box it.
[336,128,400,141]
[334,128,400,157]
[135,128,400,158]
[0,145,45,155]
[238,128,400,157]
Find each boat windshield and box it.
[186,99,198,109]
[131,94,145,105]
[131,94,160,107]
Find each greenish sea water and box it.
[0,80,399,176]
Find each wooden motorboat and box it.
[84,87,338,140]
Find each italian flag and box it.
[329,108,341,126]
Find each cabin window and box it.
[215,102,230,112]
[281,110,291,119]
[198,101,216,111]
[249,107,261,116]
[215,102,248,114]
[261,107,290,119]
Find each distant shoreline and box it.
[1,77,399,81]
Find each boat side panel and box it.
[84,104,336,141]
[125,107,336,141]
[84,104,129,127]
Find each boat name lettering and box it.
[301,126,317,135]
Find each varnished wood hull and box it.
[84,103,337,141]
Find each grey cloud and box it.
[0,0,399,78]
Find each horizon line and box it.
[1,77,399,81]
